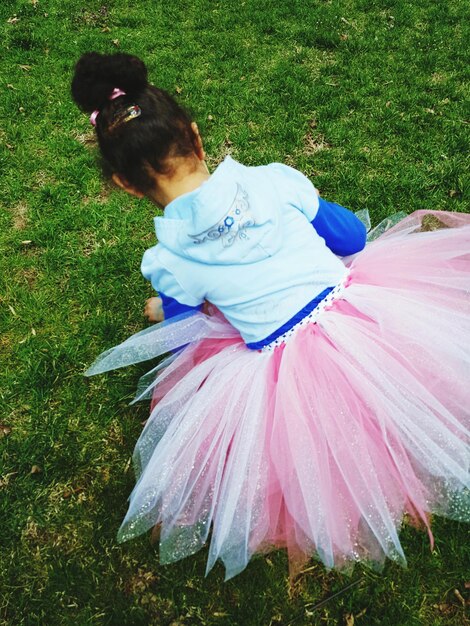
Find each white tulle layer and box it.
[86,210,470,579]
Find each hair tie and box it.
[89,87,126,126]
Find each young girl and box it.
[72,52,470,580]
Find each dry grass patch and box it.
[19,266,39,287]
[10,200,29,230]
[73,129,97,147]
[206,138,237,170]
[303,129,331,156]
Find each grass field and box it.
[1,1,469,625]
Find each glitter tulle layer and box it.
[87,210,470,580]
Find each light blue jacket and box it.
[141,157,365,345]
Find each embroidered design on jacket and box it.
[189,185,255,247]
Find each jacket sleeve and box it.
[159,293,202,319]
[141,245,204,320]
[269,163,320,221]
[269,163,367,256]
[311,197,367,256]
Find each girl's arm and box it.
[311,197,367,256]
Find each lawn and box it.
[1,1,469,625]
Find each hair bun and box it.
[71,52,148,112]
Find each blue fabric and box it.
[246,286,334,350]
[160,292,202,320]
[312,197,367,256]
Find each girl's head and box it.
[71,52,202,197]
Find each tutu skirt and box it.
[87,210,470,580]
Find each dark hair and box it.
[71,52,197,192]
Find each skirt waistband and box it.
[247,271,350,352]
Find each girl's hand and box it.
[144,297,164,323]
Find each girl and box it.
[72,52,470,580]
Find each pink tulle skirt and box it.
[87,210,470,579]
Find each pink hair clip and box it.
[89,87,127,126]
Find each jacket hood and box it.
[154,157,282,265]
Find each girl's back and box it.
[142,156,348,344]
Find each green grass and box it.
[1,0,469,624]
